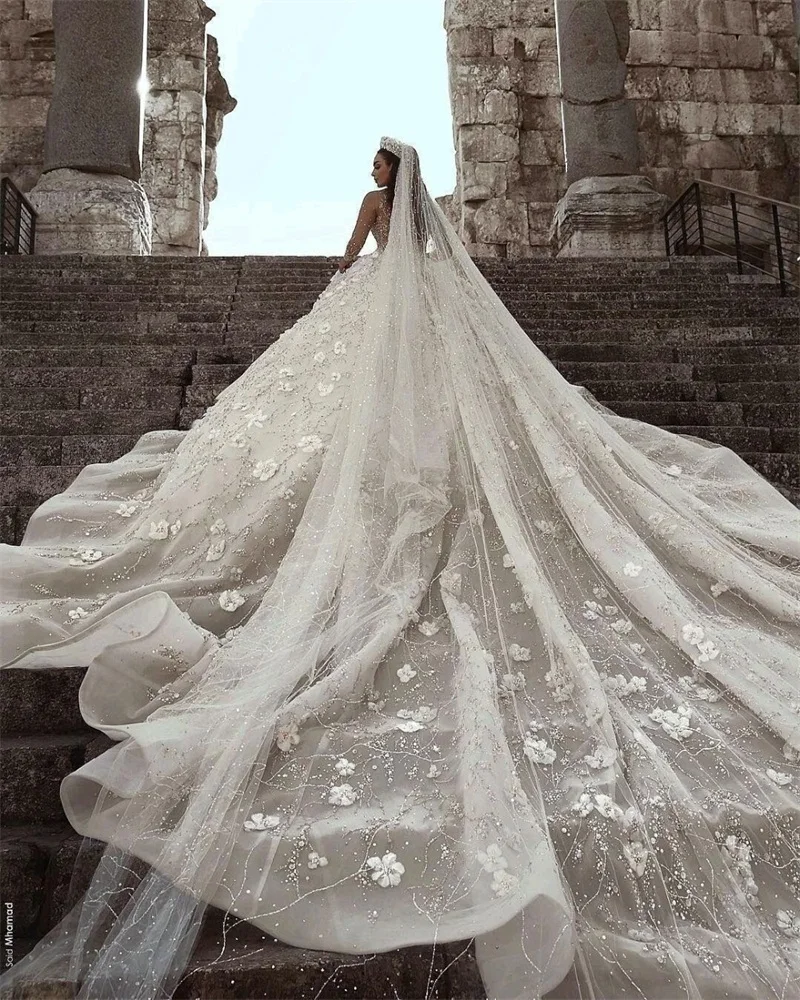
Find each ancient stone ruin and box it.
[443,0,799,257]
[0,0,236,255]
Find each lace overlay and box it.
[1,141,798,1000]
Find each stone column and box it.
[551,0,666,257]
[28,0,152,253]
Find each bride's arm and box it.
[337,193,377,272]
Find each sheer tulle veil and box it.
[1,137,799,1000]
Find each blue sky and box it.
[204,0,457,256]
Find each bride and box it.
[1,137,799,1000]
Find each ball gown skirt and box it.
[1,248,799,1000]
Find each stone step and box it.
[1,367,190,389]
[0,823,79,937]
[0,347,196,368]
[0,666,88,736]
[0,409,177,436]
[0,732,99,825]
[1,385,183,410]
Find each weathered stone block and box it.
[149,52,206,93]
[781,103,800,135]
[683,134,743,169]
[520,95,561,130]
[148,16,206,57]
[659,0,699,33]
[698,32,773,70]
[492,26,557,60]
[473,197,529,243]
[522,58,559,96]
[446,25,493,57]
[0,93,49,126]
[29,168,152,254]
[23,0,51,16]
[628,29,699,67]
[754,0,797,37]
[459,123,519,162]
[520,130,564,166]
[462,160,508,201]
[452,85,518,125]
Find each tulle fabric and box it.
[1,139,799,1000]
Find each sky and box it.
[204,0,458,257]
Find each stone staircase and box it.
[0,254,798,998]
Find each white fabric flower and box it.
[244,812,281,831]
[396,705,436,723]
[602,673,647,698]
[776,910,800,938]
[648,705,692,741]
[509,601,524,614]
[664,464,682,477]
[502,553,515,568]
[253,460,278,481]
[278,367,295,377]
[582,600,603,620]
[335,757,355,776]
[593,794,625,822]
[710,581,729,598]
[610,618,633,635]
[523,736,556,765]
[328,783,357,806]
[318,322,331,335]
[677,676,721,702]
[68,606,89,621]
[681,623,705,646]
[623,839,649,877]
[245,409,268,429]
[396,663,417,683]
[534,519,555,534]
[313,351,326,363]
[509,643,531,662]
[209,518,226,534]
[148,520,169,540]
[500,672,526,692]
[396,720,425,733]
[766,768,792,787]
[333,340,347,355]
[477,844,508,873]
[297,434,324,454]
[584,745,617,770]
[317,382,334,396]
[229,433,248,449]
[69,547,104,564]
[491,869,519,897]
[418,619,440,636]
[116,502,137,517]
[219,589,245,612]
[168,519,181,537]
[206,539,226,562]
[365,851,404,888]
[623,562,642,577]
[275,721,300,751]
[277,381,295,393]
[507,439,519,451]
[307,851,328,869]
[427,764,441,778]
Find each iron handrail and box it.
[661,180,799,295]
[0,176,37,255]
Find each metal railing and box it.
[0,176,36,255]
[662,180,799,295]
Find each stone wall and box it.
[444,0,563,258]
[445,0,799,258]
[626,0,799,205]
[0,0,235,254]
[0,0,54,195]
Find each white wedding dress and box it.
[1,139,799,1000]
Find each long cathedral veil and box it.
[1,138,799,1000]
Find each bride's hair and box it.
[378,145,429,250]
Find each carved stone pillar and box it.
[28,0,152,254]
[552,0,666,257]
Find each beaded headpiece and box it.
[379,136,405,159]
